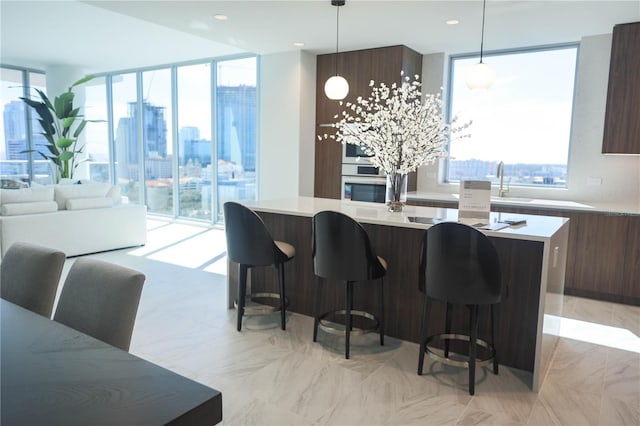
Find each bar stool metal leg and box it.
[444,302,453,358]
[345,280,354,359]
[379,278,384,346]
[278,263,286,330]
[313,276,321,342]
[417,294,429,375]
[469,304,479,396]
[491,304,499,374]
[237,264,248,332]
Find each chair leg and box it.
[345,280,353,359]
[417,294,430,375]
[468,304,479,395]
[444,302,452,358]
[278,263,286,331]
[237,264,248,332]
[313,276,321,342]
[491,304,499,374]
[379,278,384,346]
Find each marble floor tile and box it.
[544,338,607,395]
[604,347,640,399]
[599,393,640,426]
[240,351,367,423]
[223,397,310,426]
[63,220,640,426]
[526,381,601,426]
[457,366,538,425]
[611,302,640,336]
[567,296,614,326]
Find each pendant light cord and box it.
[480,0,486,63]
[335,5,340,76]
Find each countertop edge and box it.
[407,192,640,216]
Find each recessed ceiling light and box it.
[293,42,305,47]
[214,14,228,21]
[446,19,460,25]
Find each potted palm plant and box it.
[20,75,96,182]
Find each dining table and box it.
[0,299,222,425]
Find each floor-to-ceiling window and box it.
[107,57,257,223]
[142,68,173,215]
[215,57,257,222]
[1,56,257,224]
[0,66,48,185]
[177,63,212,220]
[111,72,141,204]
[83,76,109,182]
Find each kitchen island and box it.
[407,191,640,305]
[228,197,569,391]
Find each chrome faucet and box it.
[497,161,509,197]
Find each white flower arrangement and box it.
[320,73,470,176]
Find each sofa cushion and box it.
[54,183,111,210]
[66,197,114,210]
[106,185,122,206]
[0,186,54,205]
[0,201,58,216]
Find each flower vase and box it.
[385,173,408,212]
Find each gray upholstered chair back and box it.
[0,242,66,318]
[53,258,145,351]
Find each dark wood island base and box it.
[228,197,569,392]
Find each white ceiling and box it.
[1,0,638,73]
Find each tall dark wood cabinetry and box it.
[314,45,423,199]
[602,21,640,154]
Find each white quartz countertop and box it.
[408,191,640,215]
[246,196,569,243]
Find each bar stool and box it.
[417,222,504,395]
[312,210,386,359]
[223,201,295,331]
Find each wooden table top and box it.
[1,299,222,426]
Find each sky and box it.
[449,46,577,165]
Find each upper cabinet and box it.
[602,22,640,154]
[314,45,422,199]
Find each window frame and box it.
[444,42,580,188]
[93,53,258,224]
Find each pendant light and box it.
[466,0,496,90]
[324,0,349,100]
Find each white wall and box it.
[297,51,317,197]
[44,66,91,180]
[416,35,640,208]
[45,66,87,98]
[258,50,316,200]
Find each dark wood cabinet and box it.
[602,21,640,154]
[409,199,640,305]
[314,45,423,199]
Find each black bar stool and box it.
[417,222,505,395]
[223,201,295,331]
[312,210,386,359]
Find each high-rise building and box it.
[3,100,28,160]
[216,86,256,172]
[114,102,168,180]
[181,138,212,167]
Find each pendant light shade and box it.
[325,0,349,100]
[466,0,495,90]
[466,62,496,90]
[325,75,350,100]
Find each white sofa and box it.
[0,183,147,258]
